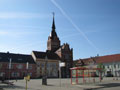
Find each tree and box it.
[97,63,106,80]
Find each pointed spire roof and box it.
[52,12,55,29]
[50,12,57,38]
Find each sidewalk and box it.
[0,78,120,90]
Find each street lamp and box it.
[25,62,29,90]
[59,61,65,87]
[42,56,48,85]
[26,62,29,76]
[9,58,12,81]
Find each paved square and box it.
[1,78,120,90]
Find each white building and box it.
[76,54,120,77]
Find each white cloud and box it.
[0,31,9,35]
[0,12,50,19]
[0,30,45,38]
[0,30,24,37]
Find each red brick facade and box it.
[0,62,36,80]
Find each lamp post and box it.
[25,62,29,90]
[42,56,48,85]
[26,62,29,76]
[59,61,65,87]
[59,61,61,87]
[9,58,12,81]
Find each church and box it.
[32,14,73,78]
[47,14,73,78]
[0,14,73,79]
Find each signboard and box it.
[59,62,65,67]
[24,75,30,81]
[24,75,30,90]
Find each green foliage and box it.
[97,63,106,72]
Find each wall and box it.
[36,59,59,78]
[0,62,36,80]
[103,62,120,77]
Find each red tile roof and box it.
[76,54,120,65]
[95,54,120,63]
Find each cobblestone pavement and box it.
[0,78,120,90]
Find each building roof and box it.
[76,54,120,66]
[0,52,36,64]
[50,13,58,38]
[32,51,60,60]
[77,58,95,66]
[95,54,120,63]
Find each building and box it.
[75,54,120,77]
[31,14,73,78]
[31,51,60,78]
[55,43,73,78]
[46,15,73,78]
[0,52,36,80]
[0,14,73,79]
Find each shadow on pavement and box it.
[0,84,25,89]
[46,84,54,86]
[84,83,120,90]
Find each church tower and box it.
[47,13,60,52]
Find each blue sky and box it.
[0,0,120,60]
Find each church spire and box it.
[52,12,55,30]
[51,12,57,37]
[47,13,60,52]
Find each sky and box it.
[0,0,120,60]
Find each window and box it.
[118,64,120,68]
[103,65,105,69]
[29,65,32,69]
[67,63,70,67]
[17,64,23,69]
[7,64,13,69]
[0,72,5,77]
[47,64,49,67]
[37,63,40,67]
[12,72,19,77]
[0,64,2,69]
[28,73,32,76]
[51,63,56,68]
[18,58,22,60]
[41,63,44,68]
[114,64,116,68]
[65,55,69,59]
